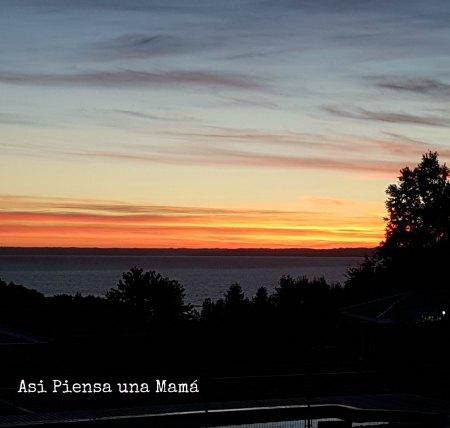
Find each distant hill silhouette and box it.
[0,247,374,257]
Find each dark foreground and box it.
[1,274,450,427]
[1,319,450,427]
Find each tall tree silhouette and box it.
[225,283,247,307]
[347,152,449,296]
[384,151,449,251]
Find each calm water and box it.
[0,255,361,305]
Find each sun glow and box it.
[0,195,384,249]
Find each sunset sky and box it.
[1,0,450,248]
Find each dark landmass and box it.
[0,247,374,257]
[0,268,449,420]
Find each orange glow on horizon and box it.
[0,195,385,249]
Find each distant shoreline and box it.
[0,247,374,257]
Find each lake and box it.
[0,254,362,305]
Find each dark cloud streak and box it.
[90,34,202,60]
[111,109,169,121]
[0,69,264,90]
[324,106,450,127]
[373,77,450,97]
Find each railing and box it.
[0,403,446,427]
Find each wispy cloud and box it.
[0,69,264,90]
[377,132,450,157]
[324,106,450,127]
[110,109,170,121]
[213,94,280,109]
[0,195,299,217]
[90,34,205,60]
[4,121,447,175]
[71,146,405,174]
[372,77,450,97]
[0,112,43,127]
[164,126,450,159]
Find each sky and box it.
[1,0,450,248]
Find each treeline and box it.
[0,270,352,339]
[0,269,369,375]
[2,264,448,373]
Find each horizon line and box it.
[0,246,375,252]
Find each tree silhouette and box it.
[224,283,247,307]
[106,267,192,323]
[384,151,449,251]
[0,278,44,304]
[253,286,269,307]
[274,275,329,310]
[346,151,450,296]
